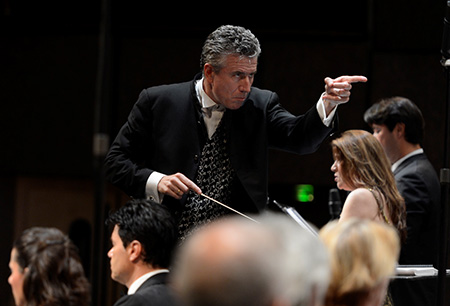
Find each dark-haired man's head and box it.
[106,199,177,287]
[364,97,424,164]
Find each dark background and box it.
[1,0,449,304]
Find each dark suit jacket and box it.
[105,75,336,213]
[393,153,440,265]
[113,273,179,306]
[390,153,440,306]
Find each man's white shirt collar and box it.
[127,269,169,295]
[195,77,218,109]
[391,148,424,172]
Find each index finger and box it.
[334,75,368,84]
[177,173,202,195]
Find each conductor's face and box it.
[203,54,257,110]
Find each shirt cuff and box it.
[316,93,338,127]
[145,171,166,203]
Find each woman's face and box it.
[331,158,353,191]
[8,248,26,306]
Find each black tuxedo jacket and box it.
[113,273,179,306]
[390,153,440,306]
[105,75,336,213]
[393,153,440,265]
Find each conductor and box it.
[104,25,367,238]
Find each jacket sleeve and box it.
[104,89,154,198]
[266,92,337,154]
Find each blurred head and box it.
[8,248,25,306]
[364,97,424,162]
[320,219,400,306]
[201,25,261,110]
[172,213,330,306]
[106,199,177,286]
[9,227,90,306]
[261,213,330,306]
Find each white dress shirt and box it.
[145,78,337,202]
[195,78,226,139]
[127,269,169,295]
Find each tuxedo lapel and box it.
[393,153,425,176]
[190,76,208,148]
[113,273,172,306]
[135,272,169,292]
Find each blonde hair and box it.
[331,130,406,242]
[320,219,400,306]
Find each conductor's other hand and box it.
[158,173,202,200]
[323,75,368,115]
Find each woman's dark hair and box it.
[13,227,91,306]
[106,199,177,268]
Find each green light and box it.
[294,184,314,202]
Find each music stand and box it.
[273,200,319,237]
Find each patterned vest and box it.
[177,114,235,240]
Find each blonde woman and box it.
[320,219,400,306]
[331,130,406,242]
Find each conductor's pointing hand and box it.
[323,75,368,115]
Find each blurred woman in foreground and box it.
[320,219,400,306]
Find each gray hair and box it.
[172,213,330,306]
[200,25,261,71]
[259,213,330,306]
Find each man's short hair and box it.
[106,199,177,268]
[200,25,261,71]
[364,96,425,145]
